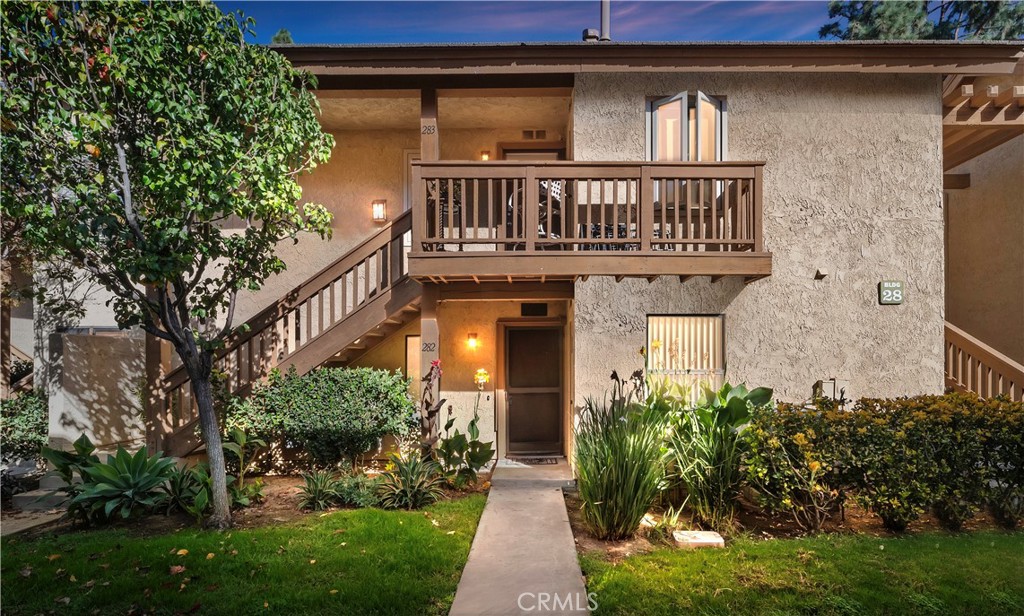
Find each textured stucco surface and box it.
[572,72,945,402]
[47,330,145,452]
[946,135,1024,364]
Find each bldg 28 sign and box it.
[878,280,905,305]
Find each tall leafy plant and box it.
[70,447,176,522]
[669,382,772,531]
[435,369,495,486]
[2,1,334,528]
[574,379,669,541]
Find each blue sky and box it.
[214,1,834,44]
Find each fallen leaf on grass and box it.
[70,574,78,582]
[48,554,62,561]
[446,531,456,535]
[332,529,346,535]
[431,519,439,527]
[206,553,215,560]
[55,597,71,605]
[330,590,338,595]
[230,549,238,556]
[55,568,66,577]
[169,565,187,575]
[176,549,189,556]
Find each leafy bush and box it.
[744,401,845,532]
[1,390,48,465]
[575,390,668,541]
[70,448,176,522]
[297,469,380,511]
[979,395,1024,528]
[377,451,444,510]
[164,463,202,515]
[298,470,342,511]
[435,406,494,487]
[928,393,988,530]
[40,433,100,496]
[668,382,771,531]
[226,367,416,468]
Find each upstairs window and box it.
[647,92,726,162]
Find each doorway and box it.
[504,325,563,455]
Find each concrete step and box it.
[11,489,69,512]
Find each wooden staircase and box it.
[945,321,1023,402]
[159,211,421,456]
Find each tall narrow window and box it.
[646,315,725,400]
[648,92,726,162]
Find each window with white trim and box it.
[646,315,725,396]
[647,92,726,162]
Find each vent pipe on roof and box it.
[600,0,611,41]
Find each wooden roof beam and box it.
[948,84,974,106]
[970,84,999,108]
[994,84,1024,108]
[943,173,971,190]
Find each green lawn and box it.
[581,531,1024,616]
[2,495,485,616]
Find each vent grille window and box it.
[646,315,725,397]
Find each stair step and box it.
[12,489,69,512]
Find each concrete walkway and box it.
[450,460,590,616]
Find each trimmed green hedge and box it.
[226,367,416,468]
[744,392,1024,531]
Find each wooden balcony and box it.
[409,161,771,283]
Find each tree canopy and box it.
[1,0,334,527]
[820,0,1024,40]
[271,28,294,44]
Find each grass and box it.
[1,494,485,616]
[581,531,1024,616]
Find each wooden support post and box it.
[524,166,538,251]
[752,165,764,253]
[640,166,654,252]
[420,88,439,162]
[419,283,440,387]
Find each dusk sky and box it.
[214,1,834,44]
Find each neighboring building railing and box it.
[945,321,1023,402]
[409,161,769,281]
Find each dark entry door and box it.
[506,327,562,454]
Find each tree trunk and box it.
[185,357,232,529]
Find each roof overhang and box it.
[279,41,1024,80]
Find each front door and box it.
[505,326,563,455]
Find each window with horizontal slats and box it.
[647,315,725,400]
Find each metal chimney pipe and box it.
[599,0,611,41]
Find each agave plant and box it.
[669,382,772,530]
[298,470,343,511]
[70,447,176,522]
[377,451,445,510]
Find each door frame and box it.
[494,317,565,459]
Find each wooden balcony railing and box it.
[945,321,1023,402]
[409,161,770,281]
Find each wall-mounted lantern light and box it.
[480,150,491,161]
[371,199,388,223]
[466,332,479,350]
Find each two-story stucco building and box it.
[5,40,1022,461]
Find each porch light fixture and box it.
[480,150,490,161]
[466,332,479,350]
[371,199,388,223]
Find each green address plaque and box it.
[878,280,905,305]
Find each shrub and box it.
[435,405,494,488]
[744,401,845,532]
[337,473,380,508]
[226,367,416,468]
[70,448,176,522]
[40,433,100,496]
[575,390,668,541]
[298,470,342,511]
[842,397,941,532]
[1,390,47,465]
[981,395,1024,528]
[377,451,444,510]
[669,382,771,531]
[164,463,202,515]
[928,393,988,530]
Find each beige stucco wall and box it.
[572,72,945,403]
[47,330,146,452]
[435,300,568,449]
[945,135,1024,364]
